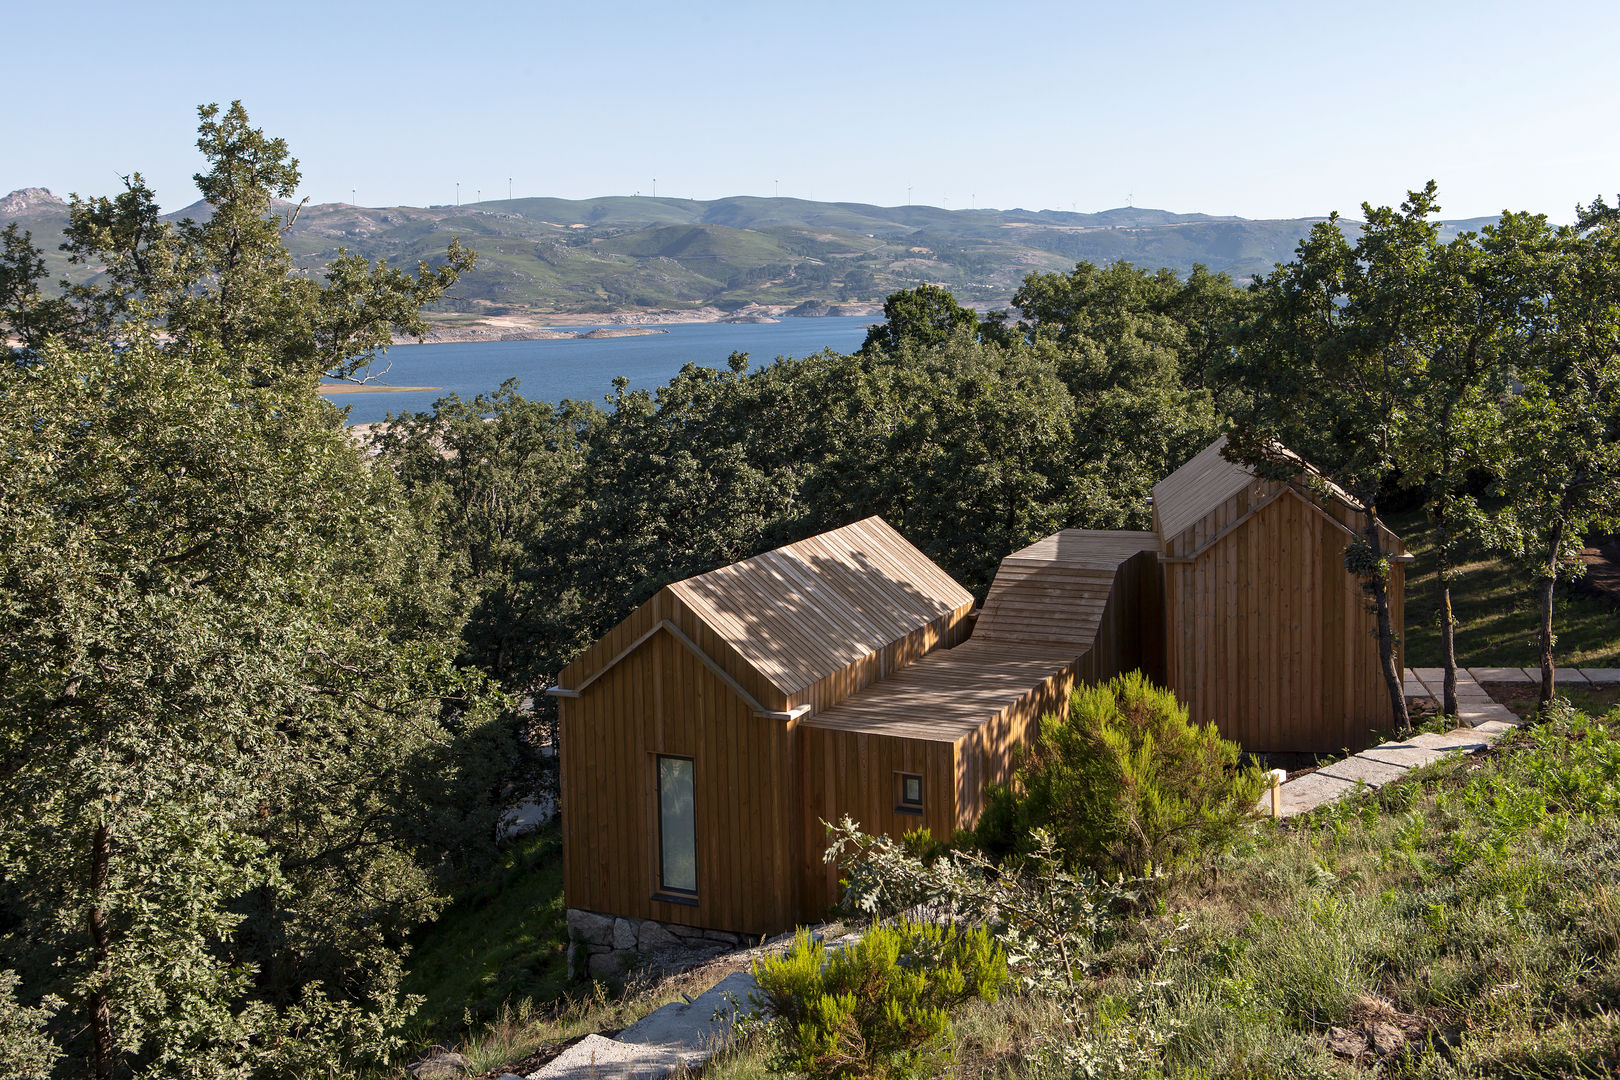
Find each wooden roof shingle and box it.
[665,516,973,695]
[1150,435,1263,544]
[974,530,1159,648]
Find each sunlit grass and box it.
[1393,507,1620,667]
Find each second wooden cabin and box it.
[551,437,1406,938]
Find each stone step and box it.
[528,971,758,1079]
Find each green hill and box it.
[0,187,1504,317]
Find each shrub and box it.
[749,920,1007,1080]
[977,671,1265,877]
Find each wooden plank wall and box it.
[797,727,957,923]
[560,589,803,936]
[557,590,791,715]
[951,547,1165,829]
[1162,488,1403,753]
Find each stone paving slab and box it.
[1357,741,1457,771]
[1582,668,1620,683]
[530,971,758,1079]
[1469,667,1534,683]
[618,971,755,1055]
[1513,667,1593,686]
[1316,756,1409,789]
[1276,772,1360,817]
[1456,698,1517,718]
[1410,730,1491,751]
[1471,719,1519,737]
[1411,667,1446,686]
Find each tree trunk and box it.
[1439,583,1459,715]
[1538,521,1563,710]
[1435,505,1458,716]
[1364,509,1411,734]
[88,823,114,1080]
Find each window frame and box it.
[895,771,924,815]
[653,754,699,904]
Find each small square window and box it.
[896,772,923,814]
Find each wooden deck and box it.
[800,638,1082,741]
[802,529,1161,743]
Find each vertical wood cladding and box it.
[1161,486,1406,753]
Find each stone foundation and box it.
[566,908,747,980]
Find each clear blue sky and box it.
[6,0,1617,222]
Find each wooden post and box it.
[1268,768,1288,818]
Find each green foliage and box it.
[749,921,1006,1080]
[37,101,472,386]
[0,224,75,354]
[860,284,978,354]
[826,820,1144,1009]
[979,673,1265,878]
[0,106,509,1080]
[0,971,61,1080]
[1475,204,1620,701]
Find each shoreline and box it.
[318,383,443,395]
[411,302,884,345]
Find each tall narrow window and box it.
[657,756,697,897]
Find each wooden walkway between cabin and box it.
[801,530,1160,742]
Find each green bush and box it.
[977,671,1265,877]
[749,920,1007,1080]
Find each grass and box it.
[399,825,570,1040]
[929,707,1620,1078]
[1392,507,1620,668]
[399,707,1620,1079]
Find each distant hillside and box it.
[0,188,1501,318]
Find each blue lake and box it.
[326,315,875,424]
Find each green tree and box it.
[0,224,76,355]
[860,283,977,354]
[1484,203,1620,708]
[59,101,472,387]
[0,107,504,1079]
[1392,222,1519,715]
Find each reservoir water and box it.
[327,315,875,424]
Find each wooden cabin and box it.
[553,437,1405,939]
[796,529,1160,906]
[1151,437,1407,752]
[551,518,975,936]
[551,518,1158,936]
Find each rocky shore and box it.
[413,301,883,345]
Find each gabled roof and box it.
[665,516,973,695]
[974,530,1160,648]
[1151,436,1264,543]
[1152,435,1403,559]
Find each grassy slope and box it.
[404,712,1620,1079]
[399,826,569,1039]
[1392,507,1620,668]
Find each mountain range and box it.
[1,187,1499,318]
